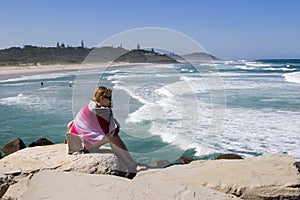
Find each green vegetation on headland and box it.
[0,45,91,66]
[0,44,218,66]
[114,49,178,63]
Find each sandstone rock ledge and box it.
[0,143,120,175]
[0,144,299,199]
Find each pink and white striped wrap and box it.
[69,101,120,147]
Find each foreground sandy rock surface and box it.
[135,154,300,199]
[0,144,299,199]
[5,170,239,200]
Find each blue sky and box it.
[0,0,299,59]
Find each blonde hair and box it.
[93,86,112,102]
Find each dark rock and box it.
[0,138,26,156]
[294,162,300,173]
[0,152,2,159]
[28,138,54,147]
[0,174,17,198]
[215,153,243,160]
[149,160,173,168]
[0,184,8,198]
[116,171,136,179]
[178,156,194,164]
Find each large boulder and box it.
[0,144,121,175]
[215,153,243,160]
[136,154,300,199]
[1,138,26,156]
[28,138,54,147]
[0,144,299,199]
[178,155,194,164]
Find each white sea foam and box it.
[217,71,293,90]
[246,62,271,67]
[179,76,208,93]
[151,63,175,69]
[0,93,35,108]
[0,82,37,87]
[283,72,300,84]
[180,68,189,72]
[0,88,71,114]
[120,75,219,155]
[224,60,238,65]
[113,83,149,105]
[106,69,120,74]
[214,108,300,159]
[234,65,255,70]
[198,62,220,67]
[262,67,296,71]
[222,60,247,65]
[0,71,75,83]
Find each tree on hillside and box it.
[81,39,84,48]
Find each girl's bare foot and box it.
[136,165,148,172]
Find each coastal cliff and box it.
[0,143,299,199]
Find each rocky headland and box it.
[0,46,177,66]
[0,45,219,67]
[0,138,299,200]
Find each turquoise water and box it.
[0,59,299,163]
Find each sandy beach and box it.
[0,64,82,76]
[0,62,144,79]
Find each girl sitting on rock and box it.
[67,86,148,174]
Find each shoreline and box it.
[0,62,149,81]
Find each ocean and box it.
[0,59,299,163]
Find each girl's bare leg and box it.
[107,135,148,173]
[86,136,110,152]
